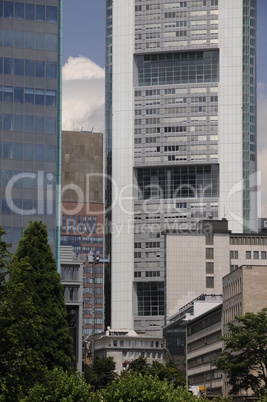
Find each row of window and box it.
[0,58,57,78]
[134,271,161,278]
[84,308,103,315]
[2,199,55,216]
[1,170,55,189]
[230,250,267,260]
[61,265,79,281]
[1,142,56,162]
[83,318,103,325]
[0,29,57,51]
[61,215,98,234]
[83,297,103,305]
[113,339,161,349]
[3,225,55,246]
[230,236,267,245]
[0,2,57,23]
[0,114,56,134]
[0,86,56,106]
[66,246,103,256]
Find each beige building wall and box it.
[166,232,230,319]
[61,131,103,204]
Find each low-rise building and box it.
[222,265,267,397]
[187,304,223,397]
[85,327,164,374]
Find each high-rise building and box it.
[0,1,62,267]
[61,130,104,337]
[105,0,257,334]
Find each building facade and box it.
[0,0,62,266]
[85,327,164,374]
[60,246,83,371]
[222,265,267,396]
[106,0,258,334]
[165,219,267,319]
[61,130,104,337]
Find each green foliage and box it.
[99,372,197,402]
[85,356,117,390]
[125,356,186,388]
[20,368,94,402]
[0,222,74,400]
[215,308,267,396]
[14,221,74,371]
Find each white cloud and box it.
[62,56,105,133]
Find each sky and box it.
[62,0,267,217]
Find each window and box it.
[253,251,259,259]
[261,251,266,259]
[206,262,214,274]
[206,276,214,288]
[246,251,251,259]
[230,250,238,259]
[206,248,214,259]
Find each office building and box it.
[106,1,258,333]
[0,1,61,266]
[164,219,267,320]
[61,130,104,337]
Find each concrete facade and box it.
[85,327,164,374]
[105,0,258,336]
[165,220,267,321]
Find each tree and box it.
[125,356,186,387]
[85,356,116,390]
[20,368,94,402]
[215,308,267,396]
[0,221,74,400]
[99,372,198,402]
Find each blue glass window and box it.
[4,30,13,46]
[2,170,12,185]
[24,116,34,132]
[13,199,22,214]
[2,199,11,215]
[25,88,34,104]
[4,2,13,18]
[36,33,45,50]
[36,5,45,22]
[24,174,34,189]
[14,87,23,103]
[0,58,2,73]
[25,32,34,49]
[46,34,57,51]
[15,58,24,75]
[3,143,12,158]
[15,2,24,19]
[0,86,2,101]
[0,29,3,45]
[35,144,44,161]
[25,60,34,76]
[35,89,44,105]
[46,90,56,106]
[4,58,13,74]
[15,31,24,48]
[24,144,33,160]
[46,6,57,23]
[14,115,23,131]
[25,4,34,20]
[45,117,56,134]
[14,143,23,160]
[3,86,13,102]
[35,61,45,77]
[45,145,56,162]
[46,62,57,78]
[35,116,44,133]
[0,1,3,18]
[88,216,92,233]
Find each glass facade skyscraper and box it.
[0,0,62,267]
[106,0,257,335]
